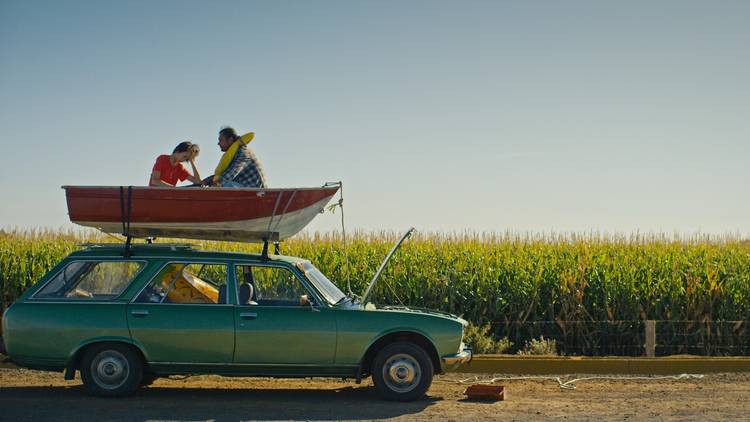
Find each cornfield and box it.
[2,229,749,355]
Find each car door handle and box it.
[240,312,257,320]
[130,310,149,317]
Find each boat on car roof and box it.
[63,184,340,243]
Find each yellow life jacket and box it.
[213,132,255,184]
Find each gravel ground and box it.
[1,368,750,421]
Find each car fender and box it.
[360,326,440,366]
[67,336,150,368]
[364,326,438,353]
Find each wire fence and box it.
[487,320,750,356]
[656,320,750,356]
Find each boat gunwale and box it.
[62,185,338,193]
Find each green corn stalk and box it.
[0,229,748,354]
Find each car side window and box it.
[235,265,310,306]
[35,261,144,300]
[135,263,228,304]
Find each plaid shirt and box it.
[219,144,268,188]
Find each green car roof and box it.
[68,243,308,264]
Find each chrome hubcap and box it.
[383,353,421,393]
[91,350,129,390]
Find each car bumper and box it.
[441,347,472,369]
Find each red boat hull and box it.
[63,185,339,242]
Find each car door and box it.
[127,261,235,364]
[232,263,337,365]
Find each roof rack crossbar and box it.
[78,243,194,250]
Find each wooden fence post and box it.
[645,320,656,357]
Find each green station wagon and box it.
[1,241,471,401]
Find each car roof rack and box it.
[79,243,195,252]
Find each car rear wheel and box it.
[80,343,143,397]
[371,341,433,401]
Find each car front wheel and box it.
[80,343,143,397]
[371,341,434,401]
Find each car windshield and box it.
[300,262,346,305]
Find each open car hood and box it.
[377,305,468,325]
[360,227,415,305]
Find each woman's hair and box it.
[173,141,199,157]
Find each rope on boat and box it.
[270,190,298,238]
[325,181,352,297]
[118,186,133,257]
[264,189,285,240]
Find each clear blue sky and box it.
[1,0,748,235]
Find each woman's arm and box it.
[150,170,174,187]
[187,159,202,184]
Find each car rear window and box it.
[34,261,145,300]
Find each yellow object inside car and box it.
[161,265,219,304]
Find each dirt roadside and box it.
[2,368,750,421]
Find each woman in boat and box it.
[149,142,203,187]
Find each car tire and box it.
[371,341,434,401]
[80,343,143,397]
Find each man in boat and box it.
[212,126,268,188]
[149,142,203,187]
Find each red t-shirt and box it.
[150,155,190,186]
